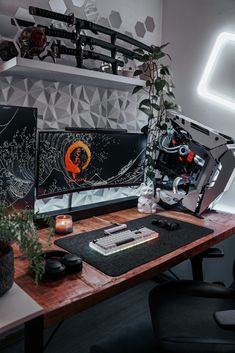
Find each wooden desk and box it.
[13,208,235,352]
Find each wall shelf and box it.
[0,57,145,90]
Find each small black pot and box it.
[0,241,14,297]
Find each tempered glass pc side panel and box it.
[36,130,147,199]
[0,105,37,209]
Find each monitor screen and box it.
[36,130,147,199]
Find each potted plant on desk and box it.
[0,208,54,296]
[132,44,180,186]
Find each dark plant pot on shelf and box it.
[0,241,14,297]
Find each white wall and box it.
[162,0,235,213]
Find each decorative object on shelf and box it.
[132,44,179,186]
[55,215,73,235]
[137,183,160,214]
[100,62,112,73]
[119,67,134,78]
[0,208,54,290]
[0,40,18,62]
[18,26,47,59]
[1,6,153,75]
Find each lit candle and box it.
[55,215,73,235]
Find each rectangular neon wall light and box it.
[198,32,235,111]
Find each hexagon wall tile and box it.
[135,21,146,38]
[145,16,155,32]
[109,11,122,29]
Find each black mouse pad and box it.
[55,215,213,277]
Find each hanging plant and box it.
[132,43,179,187]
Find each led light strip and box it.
[197,32,235,111]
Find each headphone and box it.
[42,250,83,280]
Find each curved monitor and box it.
[36,130,147,199]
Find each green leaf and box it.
[151,45,161,53]
[152,51,165,60]
[139,107,152,116]
[139,99,151,107]
[160,123,168,130]
[152,103,160,111]
[132,85,143,94]
[141,124,148,134]
[164,100,176,109]
[142,54,150,62]
[160,66,170,75]
[133,69,143,76]
[155,79,167,93]
[167,91,175,99]
[133,48,145,55]
[146,170,155,180]
[151,94,159,101]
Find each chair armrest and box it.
[190,248,224,281]
[214,310,235,330]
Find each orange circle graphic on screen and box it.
[65,141,91,180]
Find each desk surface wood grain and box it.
[14,208,235,327]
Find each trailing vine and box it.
[132,43,178,186]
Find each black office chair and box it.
[90,248,235,353]
[149,255,235,353]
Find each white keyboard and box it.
[89,227,159,256]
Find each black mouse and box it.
[152,219,167,227]
[166,221,180,231]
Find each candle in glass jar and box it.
[55,215,73,235]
